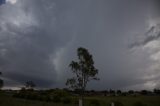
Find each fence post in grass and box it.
[111,102,115,106]
[79,99,82,106]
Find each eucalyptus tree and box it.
[66,47,99,106]
[25,81,36,90]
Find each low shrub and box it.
[52,95,61,103]
[45,95,51,102]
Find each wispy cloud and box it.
[129,24,160,49]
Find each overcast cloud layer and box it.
[0,0,160,90]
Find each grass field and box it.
[0,93,160,106]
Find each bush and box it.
[133,101,147,106]
[51,89,70,103]
[12,89,72,103]
[53,95,61,103]
[62,97,72,104]
[53,90,69,98]
[13,93,26,98]
[24,92,38,100]
[45,95,51,102]
[90,99,100,106]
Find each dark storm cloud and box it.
[0,0,5,5]
[0,0,76,88]
[55,0,158,90]
[0,0,160,90]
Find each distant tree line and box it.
[0,72,3,89]
[13,88,72,104]
[80,89,160,96]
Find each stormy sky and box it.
[0,0,160,90]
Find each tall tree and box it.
[66,47,99,106]
[25,81,36,90]
[0,72,3,89]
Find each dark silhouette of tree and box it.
[154,89,160,95]
[117,90,122,95]
[66,47,99,105]
[102,90,108,96]
[128,90,134,95]
[0,72,3,89]
[140,90,148,95]
[109,89,115,94]
[25,81,36,90]
[20,87,26,92]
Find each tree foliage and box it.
[25,81,36,89]
[66,47,99,92]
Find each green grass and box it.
[84,96,160,106]
[0,93,160,106]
